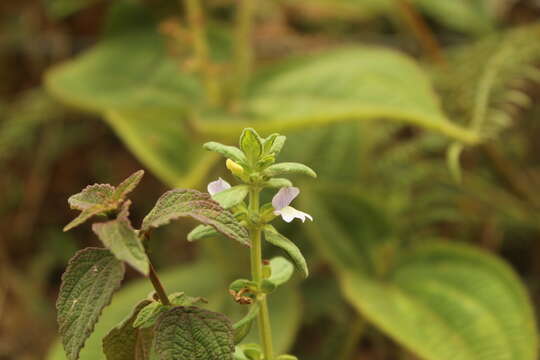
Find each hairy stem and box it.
[234,0,254,101]
[148,263,171,306]
[248,187,274,360]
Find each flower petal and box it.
[207,177,231,195]
[272,187,300,211]
[275,206,313,223]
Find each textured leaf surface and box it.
[340,244,538,360]
[212,185,249,209]
[102,300,153,360]
[263,225,308,278]
[141,189,249,246]
[56,248,125,360]
[113,170,144,201]
[48,261,301,360]
[92,202,149,275]
[154,307,234,360]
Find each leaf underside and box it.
[153,306,235,360]
[56,248,125,360]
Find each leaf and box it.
[141,189,250,247]
[263,162,317,179]
[153,306,235,360]
[133,302,170,329]
[239,128,262,164]
[92,201,150,275]
[56,248,125,360]
[263,257,294,290]
[212,185,249,209]
[263,226,308,278]
[102,300,154,360]
[340,243,538,360]
[187,225,223,242]
[264,178,293,189]
[48,261,301,360]
[64,170,145,232]
[203,142,248,165]
[199,47,478,145]
[232,304,260,345]
[263,134,286,155]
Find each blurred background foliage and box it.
[2,0,540,359]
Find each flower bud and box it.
[226,159,244,176]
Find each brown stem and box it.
[395,0,446,65]
[148,263,171,306]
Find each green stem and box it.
[184,0,218,104]
[234,0,254,101]
[248,187,274,360]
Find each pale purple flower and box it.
[207,178,231,195]
[272,187,313,223]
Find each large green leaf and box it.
[302,190,538,360]
[153,307,234,360]
[56,248,125,360]
[47,261,301,360]
[341,244,538,360]
[199,47,478,144]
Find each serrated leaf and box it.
[232,304,260,345]
[203,142,247,165]
[263,225,308,278]
[239,128,262,164]
[48,261,301,360]
[265,257,294,288]
[64,170,145,232]
[154,306,234,360]
[141,189,249,247]
[102,300,154,360]
[263,162,317,179]
[187,224,223,242]
[92,201,149,275]
[212,185,249,209]
[56,248,125,360]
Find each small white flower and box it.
[207,177,231,195]
[272,187,313,223]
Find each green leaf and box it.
[141,189,250,247]
[187,225,223,242]
[56,248,125,360]
[264,178,293,189]
[102,300,154,360]
[153,306,234,360]
[133,302,170,329]
[232,304,260,345]
[264,257,294,289]
[340,243,538,360]
[239,128,262,164]
[92,201,150,275]
[168,292,207,307]
[64,170,145,232]
[203,142,248,165]
[263,162,317,179]
[263,225,308,278]
[48,261,301,360]
[212,185,249,209]
[263,134,286,155]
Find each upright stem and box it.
[248,187,274,360]
[148,263,171,306]
[234,0,254,101]
[184,0,218,104]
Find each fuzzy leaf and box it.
[133,302,170,329]
[141,189,249,247]
[263,162,317,179]
[203,142,247,164]
[113,170,144,201]
[264,178,293,189]
[263,226,308,278]
[153,306,234,360]
[187,225,222,242]
[239,128,262,163]
[56,248,125,360]
[92,201,149,275]
[102,300,154,360]
[212,185,249,209]
[264,257,294,289]
[263,134,286,155]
